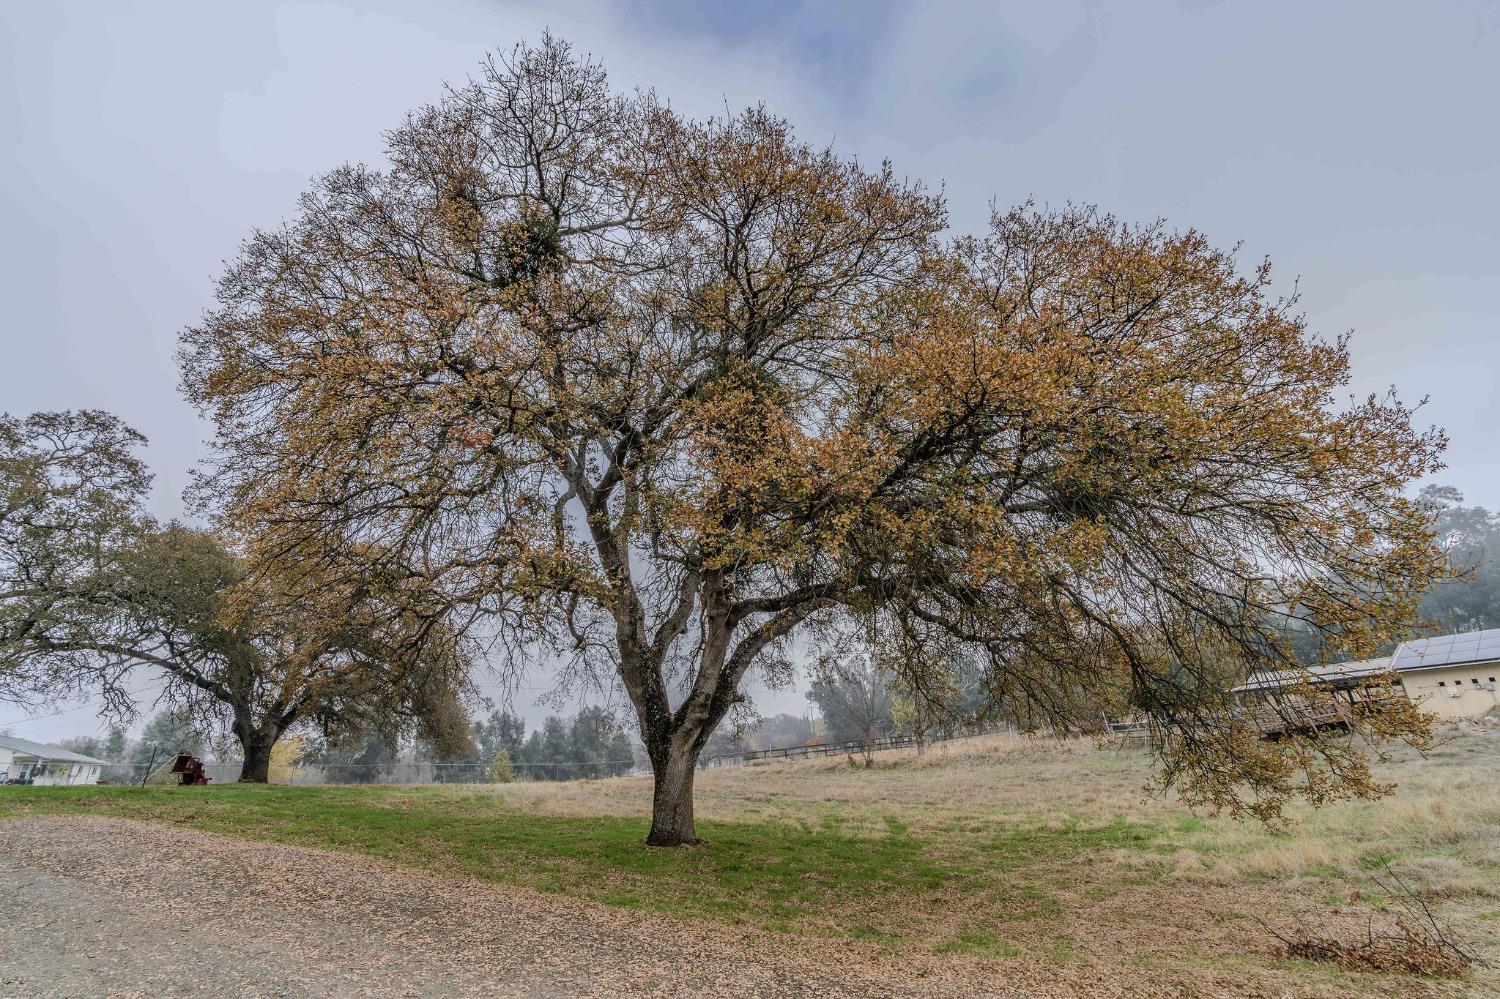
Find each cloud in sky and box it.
[3,0,1498,736]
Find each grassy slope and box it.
[3,728,1497,994]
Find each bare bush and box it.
[1261,867,1488,978]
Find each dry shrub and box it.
[1262,868,1488,979]
[1275,919,1472,977]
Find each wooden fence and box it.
[700,688,1413,770]
[1103,717,1155,748]
[699,731,994,769]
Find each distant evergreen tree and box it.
[568,706,616,778]
[606,730,634,777]
[540,716,571,779]
[300,731,394,784]
[490,747,515,783]
[103,726,126,761]
[807,659,893,746]
[1420,486,1500,634]
[518,730,544,775]
[474,710,527,762]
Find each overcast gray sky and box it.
[3,0,1498,743]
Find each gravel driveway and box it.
[0,816,1355,999]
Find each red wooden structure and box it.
[170,752,212,786]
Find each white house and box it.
[0,734,108,785]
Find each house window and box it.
[1473,679,1482,686]
[1438,681,1446,687]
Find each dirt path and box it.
[0,816,1434,999]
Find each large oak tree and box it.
[181,36,1446,843]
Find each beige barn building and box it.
[1386,629,1500,719]
[1235,628,1500,722]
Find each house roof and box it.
[0,734,109,765]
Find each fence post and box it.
[138,748,158,789]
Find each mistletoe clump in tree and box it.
[181,36,1446,844]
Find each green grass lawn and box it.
[0,781,1163,956]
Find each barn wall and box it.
[1403,661,1500,719]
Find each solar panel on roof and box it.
[1392,628,1500,671]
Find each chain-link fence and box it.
[64,762,243,785]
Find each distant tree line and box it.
[41,702,639,786]
[701,645,995,766]
[1418,486,1500,634]
[295,706,637,783]
[701,713,815,761]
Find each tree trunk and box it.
[646,745,699,847]
[237,732,276,783]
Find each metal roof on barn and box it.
[1232,658,1393,693]
[1233,627,1500,694]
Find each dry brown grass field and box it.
[435,723,1500,994]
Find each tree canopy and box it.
[1,409,150,704]
[180,35,1447,841]
[0,412,473,781]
